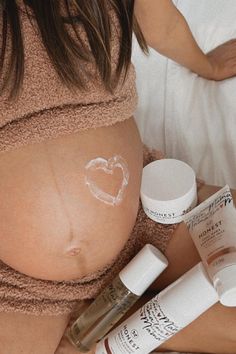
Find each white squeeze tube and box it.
[95,262,218,354]
[183,185,236,307]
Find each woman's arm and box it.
[134,0,236,80]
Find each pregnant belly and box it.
[0,118,143,281]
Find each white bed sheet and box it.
[133,0,236,189]
[132,2,235,353]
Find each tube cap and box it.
[119,244,168,296]
[214,265,236,307]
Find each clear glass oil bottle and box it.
[66,244,168,352]
[67,276,138,352]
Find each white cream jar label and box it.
[141,159,197,224]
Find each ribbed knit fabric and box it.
[0,149,176,315]
[0,3,175,317]
[0,3,137,152]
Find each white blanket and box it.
[133,0,236,189]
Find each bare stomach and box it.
[0,117,143,281]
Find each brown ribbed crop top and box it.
[0,4,137,152]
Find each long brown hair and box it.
[0,0,147,100]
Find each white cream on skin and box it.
[85,155,129,206]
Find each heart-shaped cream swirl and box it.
[85,155,129,206]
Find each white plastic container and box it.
[96,262,218,354]
[183,185,236,307]
[141,159,197,224]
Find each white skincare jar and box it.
[141,159,197,224]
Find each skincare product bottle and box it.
[141,159,197,224]
[67,244,168,352]
[183,185,236,307]
[96,262,218,354]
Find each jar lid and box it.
[141,159,197,224]
[119,244,168,296]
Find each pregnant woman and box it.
[0,1,236,353]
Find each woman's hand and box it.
[197,183,236,205]
[206,39,236,80]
